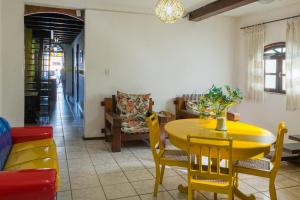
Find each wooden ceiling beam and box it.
[54,34,76,38]
[26,24,82,31]
[30,28,80,34]
[26,15,83,23]
[189,0,257,21]
[25,20,84,27]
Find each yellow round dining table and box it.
[165,119,276,160]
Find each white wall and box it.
[0,0,24,126]
[236,3,300,139]
[85,10,237,137]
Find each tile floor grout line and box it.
[111,152,144,199]
[86,139,109,200]
[241,177,300,193]
[128,146,180,200]
[128,148,214,200]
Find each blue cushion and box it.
[0,117,12,170]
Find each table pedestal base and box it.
[234,186,256,200]
[178,184,188,193]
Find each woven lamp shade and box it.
[155,0,184,24]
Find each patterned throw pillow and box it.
[116,91,151,117]
[186,100,200,113]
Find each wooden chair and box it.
[146,113,188,196]
[174,96,240,121]
[234,122,288,200]
[187,136,234,200]
[101,95,155,152]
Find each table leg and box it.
[178,184,188,193]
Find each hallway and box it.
[50,86,83,130]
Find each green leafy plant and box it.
[198,85,244,118]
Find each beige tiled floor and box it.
[54,92,300,200]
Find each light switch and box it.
[105,68,111,76]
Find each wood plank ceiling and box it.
[25,13,84,44]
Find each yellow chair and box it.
[146,113,188,196]
[234,122,288,200]
[187,136,234,200]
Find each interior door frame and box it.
[76,44,80,103]
[71,47,74,97]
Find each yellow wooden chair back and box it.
[146,113,164,162]
[272,122,288,172]
[187,135,233,184]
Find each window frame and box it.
[264,42,286,94]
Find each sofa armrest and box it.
[227,112,240,122]
[11,126,53,144]
[105,112,122,128]
[0,169,56,200]
[174,97,185,114]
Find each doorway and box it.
[24,5,85,125]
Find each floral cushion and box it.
[116,91,151,134]
[117,91,151,117]
[186,100,200,114]
[185,100,215,118]
[121,115,149,134]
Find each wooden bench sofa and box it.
[173,95,241,121]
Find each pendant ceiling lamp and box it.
[155,0,184,24]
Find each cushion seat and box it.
[192,177,230,188]
[5,145,57,168]
[180,109,201,116]
[5,158,60,189]
[11,138,55,153]
[161,149,188,162]
[121,116,149,134]
[235,159,272,171]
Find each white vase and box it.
[216,117,227,131]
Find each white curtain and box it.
[286,19,300,111]
[244,25,265,103]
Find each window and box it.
[264,42,286,94]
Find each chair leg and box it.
[153,165,160,196]
[228,189,234,200]
[235,172,239,188]
[269,178,277,200]
[111,128,121,152]
[214,193,217,200]
[160,165,165,184]
[188,184,192,200]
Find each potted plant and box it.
[198,85,243,131]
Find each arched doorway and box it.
[24,6,84,125]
